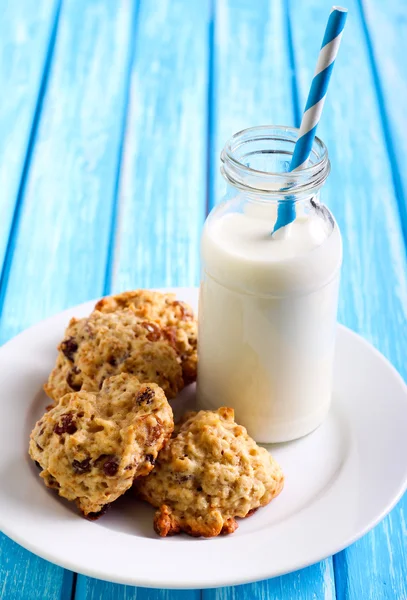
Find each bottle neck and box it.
[224,183,321,206]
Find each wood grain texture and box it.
[210,0,296,207]
[289,0,407,599]
[361,0,407,247]
[0,0,136,598]
[206,0,337,597]
[0,0,135,345]
[204,561,335,600]
[109,0,210,293]
[0,532,74,600]
[0,0,59,280]
[76,577,200,600]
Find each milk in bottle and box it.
[197,126,342,443]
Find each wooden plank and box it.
[204,562,335,600]
[0,536,74,600]
[204,0,337,598]
[108,0,211,293]
[0,0,135,344]
[0,0,59,290]
[76,576,201,600]
[362,0,407,246]
[0,0,136,598]
[76,0,209,597]
[289,1,407,599]
[210,0,298,208]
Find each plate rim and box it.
[0,287,406,589]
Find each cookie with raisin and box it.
[95,290,198,384]
[45,309,183,403]
[135,407,284,537]
[30,374,173,518]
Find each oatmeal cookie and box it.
[95,290,198,383]
[45,309,183,403]
[135,407,284,537]
[30,374,174,518]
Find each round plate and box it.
[0,287,406,589]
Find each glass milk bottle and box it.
[197,126,342,443]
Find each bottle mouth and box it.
[221,125,330,195]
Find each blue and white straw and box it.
[273,6,348,233]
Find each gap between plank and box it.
[356,0,407,253]
[0,0,62,319]
[285,0,302,128]
[333,552,348,600]
[69,572,78,600]
[102,0,142,296]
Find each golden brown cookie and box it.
[44,309,184,403]
[135,407,284,537]
[95,290,198,384]
[30,374,174,518]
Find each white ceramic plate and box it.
[0,287,406,589]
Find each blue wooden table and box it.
[1,0,406,598]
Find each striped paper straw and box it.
[273,6,347,233]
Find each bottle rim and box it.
[220,125,331,195]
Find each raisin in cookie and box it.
[30,374,174,518]
[95,290,198,384]
[135,407,284,537]
[44,309,184,403]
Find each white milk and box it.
[197,201,342,443]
